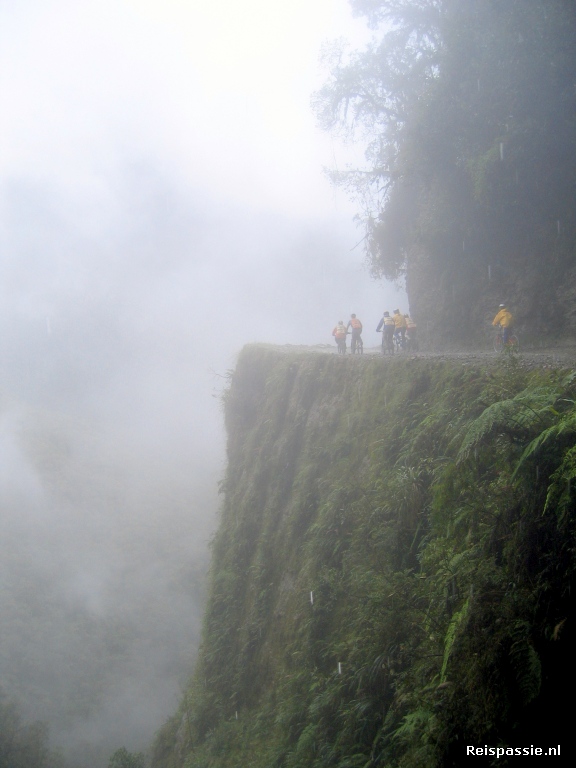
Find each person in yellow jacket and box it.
[332,321,347,353]
[376,311,396,354]
[492,303,514,344]
[404,314,418,351]
[393,309,407,349]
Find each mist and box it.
[0,1,405,765]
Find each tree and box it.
[314,0,576,342]
[107,746,146,768]
[0,687,63,768]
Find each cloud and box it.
[0,0,404,762]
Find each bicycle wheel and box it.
[508,334,519,351]
[493,334,503,353]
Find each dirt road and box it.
[270,342,576,371]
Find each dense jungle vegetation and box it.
[153,345,576,767]
[313,0,576,341]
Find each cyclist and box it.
[347,314,363,353]
[492,303,514,345]
[405,314,418,351]
[393,309,407,349]
[332,320,347,354]
[376,311,395,353]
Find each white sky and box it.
[0,0,407,374]
[1,0,373,216]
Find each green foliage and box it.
[0,687,65,768]
[153,348,576,768]
[456,384,564,462]
[440,597,469,682]
[108,747,146,768]
[508,621,541,706]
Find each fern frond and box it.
[440,597,470,681]
[457,400,520,461]
[513,412,576,479]
[543,444,576,522]
[509,621,541,705]
[392,707,434,742]
[458,386,564,463]
[561,371,576,388]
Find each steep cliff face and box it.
[153,347,576,768]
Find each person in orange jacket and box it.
[347,313,363,353]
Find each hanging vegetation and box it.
[152,347,576,768]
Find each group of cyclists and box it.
[332,310,417,354]
[376,310,418,354]
[332,314,365,354]
[331,303,514,354]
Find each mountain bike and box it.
[336,337,347,354]
[381,331,394,354]
[351,333,364,354]
[393,331,405,352]
[493,328,519,353]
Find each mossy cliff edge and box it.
[153,346,576,767]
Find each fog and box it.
[0,1,405,765]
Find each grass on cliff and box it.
[153,347,576,768]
